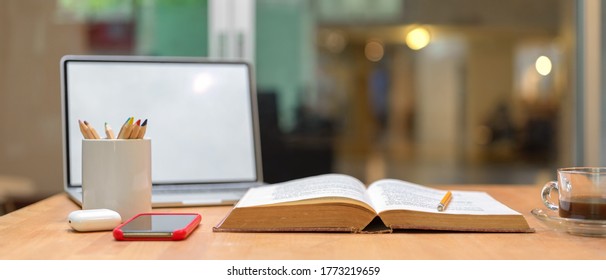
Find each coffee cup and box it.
[82,139,152,221]
[541,167,606,220]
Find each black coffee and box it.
[559,196,606,220]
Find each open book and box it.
[214,174,533,233]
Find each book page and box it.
[236,174,375,208]
[367,179,521,215]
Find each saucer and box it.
[531,208,606,237]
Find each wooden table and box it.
[0,185,605,260]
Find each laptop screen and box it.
[63,57,260,186]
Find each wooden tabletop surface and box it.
[1,185,605,260]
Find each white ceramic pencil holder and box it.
[82,139,152,221]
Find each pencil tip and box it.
[141,119,148,126]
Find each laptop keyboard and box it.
[151,183,261,205]
[152,183,257,194]
[74,183,260,206]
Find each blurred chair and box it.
[0,175,35,215]
[257,90,334,183]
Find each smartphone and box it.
[113,213,201,241]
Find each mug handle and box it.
[541,181,559,211]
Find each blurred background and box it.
[2,0,605,214]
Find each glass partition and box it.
[0,0,584,208]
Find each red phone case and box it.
[113,212,201,241]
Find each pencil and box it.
[121,117,136,139]
[116,117,133,139]
[116,117,130,139]
[84,121,101,139]
[129,119,142,139]
[437,191,452,212]
[104,122,115,139]
[78,120,93,139]
[135,119,148,139]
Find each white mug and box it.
[82,139,152,221]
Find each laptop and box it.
[60,55,264,207]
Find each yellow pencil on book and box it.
[437,191,452,212]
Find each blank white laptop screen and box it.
[65,60,257,186]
